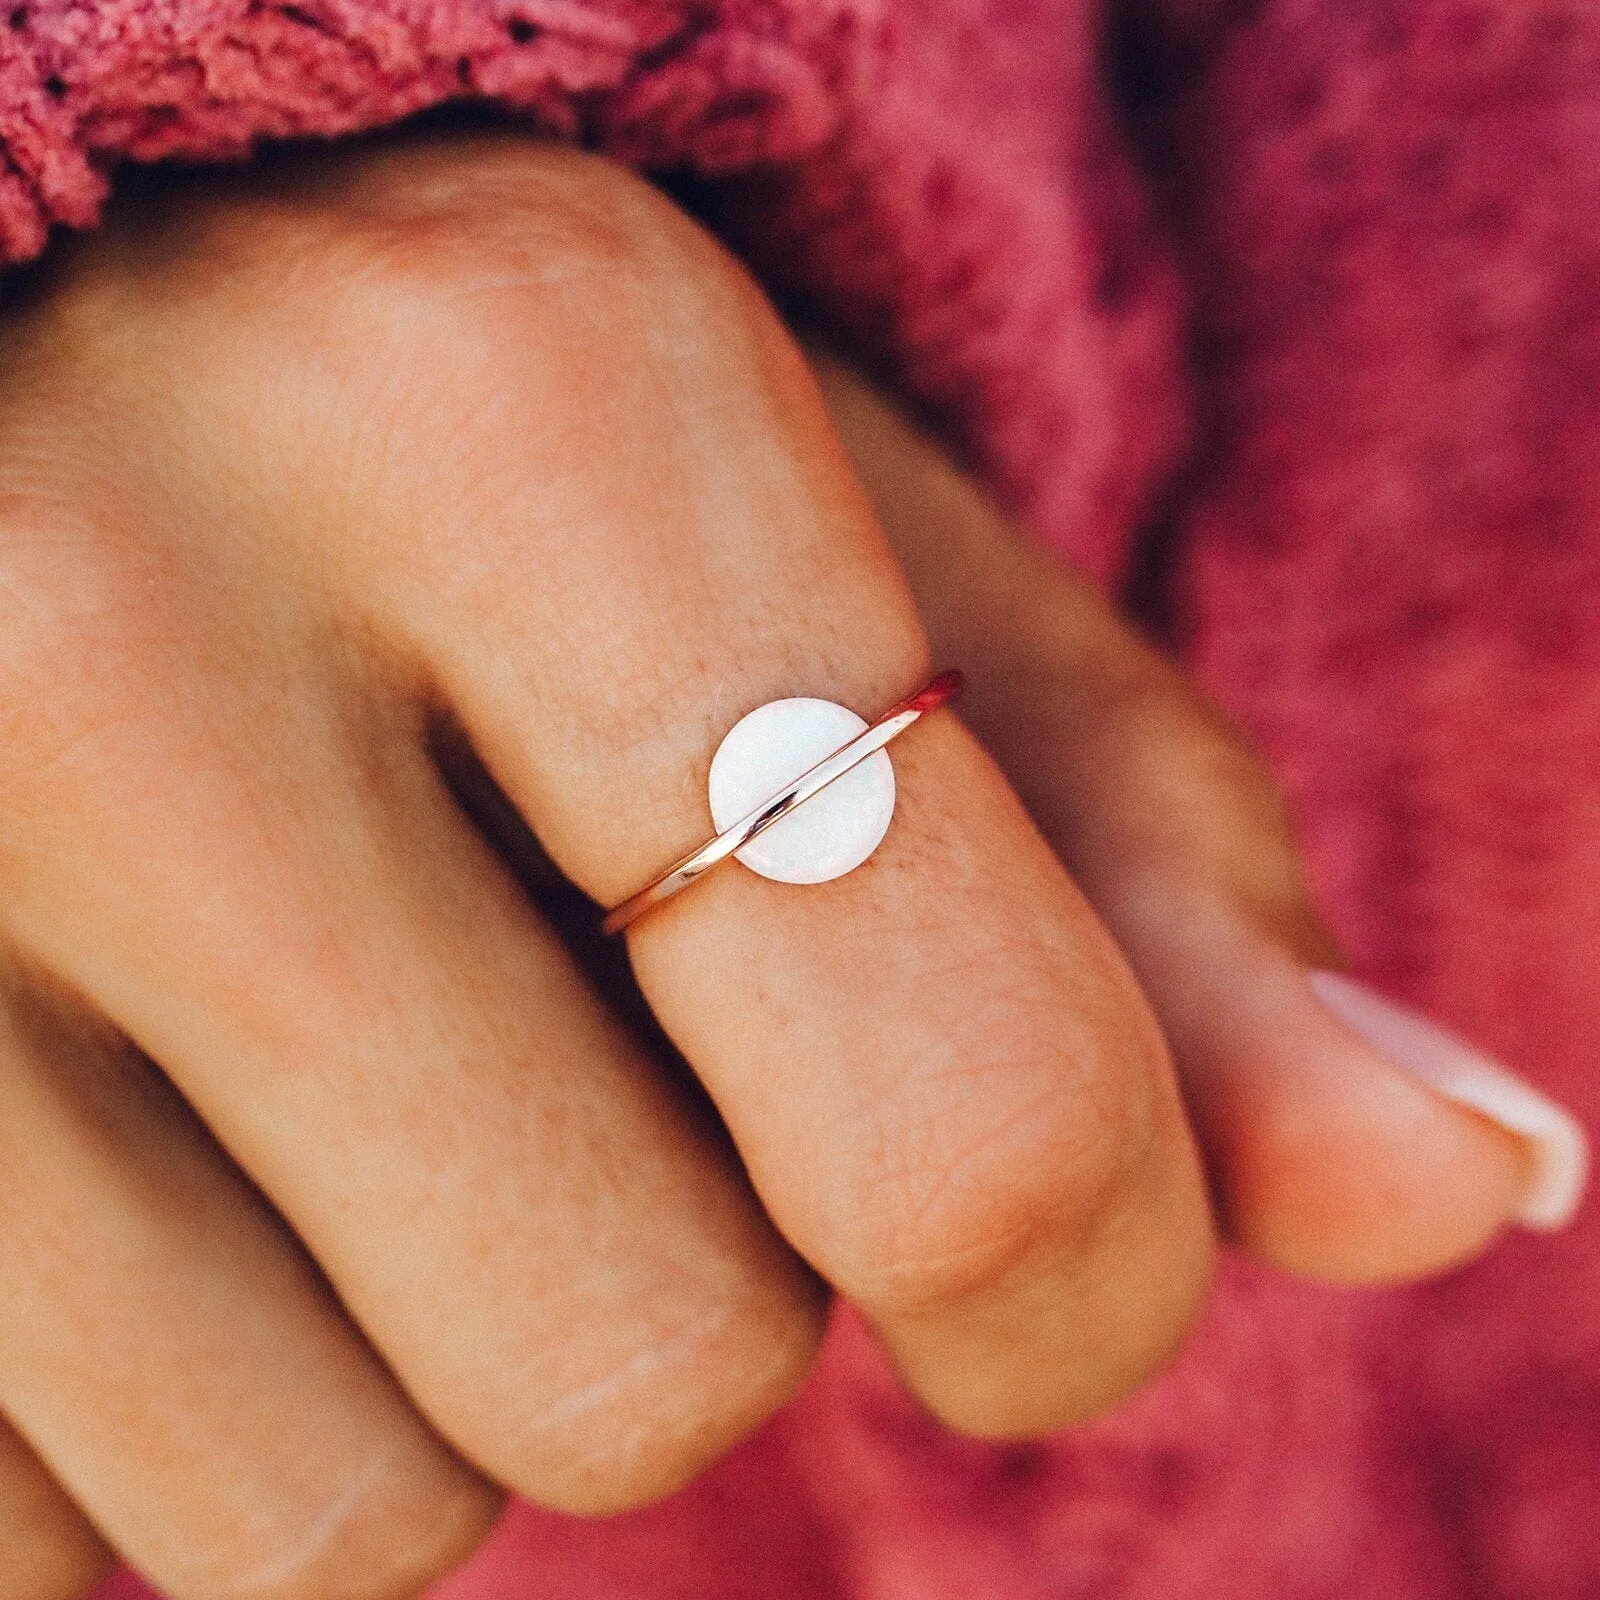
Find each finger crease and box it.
[221,1442,396,1597]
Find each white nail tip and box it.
[1309,971,1590,1231]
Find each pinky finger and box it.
[0,1417,112,1600]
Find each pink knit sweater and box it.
[5,2,1598,1596]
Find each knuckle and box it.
[244,144,774,594]
[297,141,738,377]
[843,1027,1163,1317]
[174,1474,497,1600]
[485,1295,822,1516]
[19,141,749,489]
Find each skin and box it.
[0,130,1535,1598]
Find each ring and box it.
[601,669,963,935]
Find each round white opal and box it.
[708,697,896,885]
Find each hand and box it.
[0,131,1582,1600]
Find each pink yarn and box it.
[4,0,1596,1595]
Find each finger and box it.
[0,549,823,1514]
[813,353,1589,1282]
[1,141,825,1517]
[361,146,1217,1436]
[0,1416,111,1600]
[0,963,498,1600]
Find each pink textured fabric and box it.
[4,0,1597,1595]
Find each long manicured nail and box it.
[1309,971,1589,1230]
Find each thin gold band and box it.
[601,670,963,935]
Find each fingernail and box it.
[1310,971,1589,1231]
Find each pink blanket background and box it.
[4,0,1598,1594]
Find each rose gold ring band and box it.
[601,669,963,936]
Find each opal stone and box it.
[707,697,896,885]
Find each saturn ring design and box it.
[601,670,964,935]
